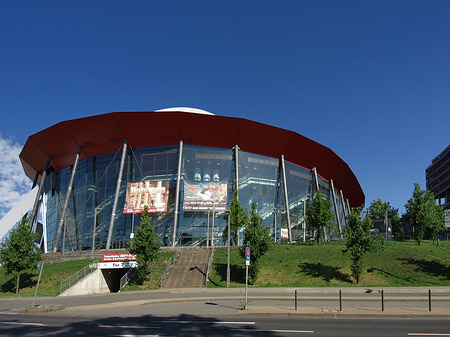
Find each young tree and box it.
[343,207,382,284]
[223,192,248,246]
[305,190,335,245]
[128,206,160,283]
[240,202,273,283]
[404,183,445,245]
[0,217,41,295]
[367,198,402,239]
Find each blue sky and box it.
[0,1,449,217]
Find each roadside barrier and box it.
[293,288,442,312]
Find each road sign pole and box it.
[33,261,44,308]
[244,247,250,310]
[245,264,248,310]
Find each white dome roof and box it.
[156,107,215,115]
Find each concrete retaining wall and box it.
[59,268,109,296]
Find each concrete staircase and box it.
[161,247,211,288]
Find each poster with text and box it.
[183,181,228,212]
[123,181,170,214]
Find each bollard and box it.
[381,290,384,312]
[339,290,342,311]
[295,290,298,311]
[429,289,431,312]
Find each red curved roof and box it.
[19,111,364,207]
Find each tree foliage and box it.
[223,192,248,246]
[404,183,445,245]
[367,198,402,239]
[0,217,41,295]
[344,207,382,284]
[240,202,273,283]
[305,190,335,245]
[128,206,160,283]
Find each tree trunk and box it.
[16,272,20,295]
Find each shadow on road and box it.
[0,313,285,336]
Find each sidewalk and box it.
[1,287,450,319]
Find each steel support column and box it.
[340,190,348,218]
[30,156,51,232]
[330,180,343,240]
[281,155,292,243]
[53,147,81,252]
[273,159,281,243]
[106,140,128,249]
[172,139,183,247]
[312,167,327,242]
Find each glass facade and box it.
[43,143,349,252]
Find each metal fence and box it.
[60,260,98,294]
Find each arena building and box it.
[17,108,364,252]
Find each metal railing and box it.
[205,246,215,286]
[60,260,98,294]
[159,249,180,287]
[119,267,137,290]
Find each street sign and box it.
[246,247,250,266]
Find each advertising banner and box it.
[280,228,289,239]
[183,181,228,212]
[101,253,137,262]
[123,181,170,214]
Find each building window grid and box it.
[43,144,349,249]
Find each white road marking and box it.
[0,321,47,326]
[231,328,314,333]
[0,312,18,315]
[408,332,450,336]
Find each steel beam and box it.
[330,180,343,240]
[106,140,128,249]
[281,155,292,243]
[172,139,183,247]
[53,147,81,252]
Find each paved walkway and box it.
[1,287,450,319]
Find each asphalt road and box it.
[1,313,450,337]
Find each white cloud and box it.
[0,134,31,218]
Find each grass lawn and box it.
[121,251,176,291]
[0,259,93,297]
[208,241,450,288]
[0,251,176,297]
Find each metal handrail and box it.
[205,246,215,286]
[60,260,98,294]
[159,249,180,287]
[119,267,137,290]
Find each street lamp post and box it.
[211,201,215,248]
[227,210,231,288]
[92,207,101,256]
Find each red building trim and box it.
[19,111,364,207]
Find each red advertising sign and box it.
[101,253,137,262]
[124,181,170,214]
